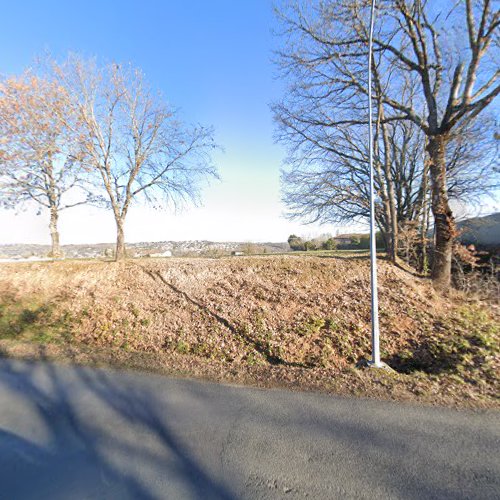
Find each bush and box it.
[322,238,337,250]
[288,234,305,251]
[304,240,318,251]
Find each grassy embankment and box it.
[0,253,498,407]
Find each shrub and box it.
[322,238,337,250]
[288,234,305,251]
[304,240,318,251]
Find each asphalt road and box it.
[0,359,498,499]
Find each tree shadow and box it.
[0,357,497,499]
[237,392,499,499]
[0,353,237,499]
[311,254,370,261]
[393,260,428,279]
[142,268,304,367]
[0,305,51,339]
[385,329,477,375]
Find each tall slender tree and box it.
[58,57,219,261]
[0,73,89,257]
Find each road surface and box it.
[0,359,498,499]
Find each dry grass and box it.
[0,254,498,407]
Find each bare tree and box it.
[279,115,427,261]
[379,0,499,288]
[274,0,499,288]
[446,115,499,203]
[58,57,219,260]
[0,72,89,257]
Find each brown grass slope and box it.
[0,255,498,407]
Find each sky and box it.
[0,1,497,245]
[0,0,354,245]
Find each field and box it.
[0,253,498,407]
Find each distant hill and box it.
[1,212,498,261]
[0,240,289,260]
[458,212,500,248]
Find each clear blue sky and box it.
[1,0,351,244]
[1,1,494,245]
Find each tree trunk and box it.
[379,227,391,257]
[49,206,62,258]
[420,194,429,274]
[380,201,395,260]
[381,120,398,263]
[388,192,398,262]
[416,141,430,274]
[115,218,126,261]
[427,135,454,290]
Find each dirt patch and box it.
[0,255,498,407]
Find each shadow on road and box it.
[0,351,236,499]
[0,354,498,499]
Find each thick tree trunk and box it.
[48,206,62,258]
[427,135,454,290]
[115,218,126,261]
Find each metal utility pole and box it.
[367,0,382,367]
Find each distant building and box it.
[148,250,172,258]
[231,251,244,256]
[334,237,352,246]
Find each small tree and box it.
[240,242,260,255]
[60,57,219,260]
[304,240,318,251]
[0,73,88,257]
[288,234,305,250]
[322,238,337,250]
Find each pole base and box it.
[366,360,392,370]
[356,358,390,370]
